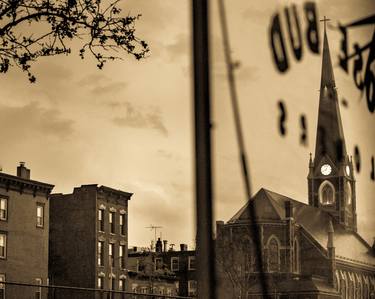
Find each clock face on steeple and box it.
[321,164,332,175]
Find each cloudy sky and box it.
[0,0,374,248]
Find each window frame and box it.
[319,180,335,206]
[36,203,45,228]
[188,280,197,296]
[171,257,179,271]
[98,277,104,289]
[0,198,7,221]
[292,238,300,273]
[98,209,105,232]
[188,256,196,270]
[0,233,6,259]
[0,274,5,299]
[98,241,104,267]
[155,257,163,270]
[35,278,42,299]
[119,245,125,269]
[119,214,125,236]
[267,235,280,272]
[119,278,126,291]
[109,211,115,234]
[109,243,115,267]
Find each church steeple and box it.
[315,21,347,165]
[307,17,357,232]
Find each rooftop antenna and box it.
[145,225,163,248]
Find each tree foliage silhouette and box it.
[0,0,149,82]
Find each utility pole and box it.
[192,0,216,298]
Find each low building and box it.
[0,162,54,299]
[128,239,197,297]
[49,184,132,299]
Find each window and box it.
[36,204,44,227]
[171,257,179,271]
[0,198,7,221]
[345,181,352,205]
[0,234,6,258]
[109,277,115,290]
[98,241,104,266]
[98,277,104,289]
[35,278,42,299]
[109,243,114,267]
[119,278,126,291]
[119,214,125,235]
[188,256,196,270]
[188,280,197,296]
[98,209,105,232]
[119,245,125,269]
[0,274,5,299]
[267,236,280,272]
[155,257,163,270]
[319,181,335,205]
[109,212,115,234]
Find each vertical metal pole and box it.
[192,0,216,299]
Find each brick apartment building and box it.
[128,239,197,297]
[0,163,54,299]
[49,184,132,299]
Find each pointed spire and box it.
[320,16,335,89]
[327,219,334,248]
[314,18,347,164]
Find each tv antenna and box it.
[145,225,163,245]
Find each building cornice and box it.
[0,172,54,197]
[336,255,375,271]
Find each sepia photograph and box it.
[0,0,374,298]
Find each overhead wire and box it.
[217,0,271,297]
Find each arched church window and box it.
[369,276,375,298]
[345,181,352,205]
[363,275,369,299]
[267,236,280,272]
[356,274,363,299]
[335,271,340,292]
[340,271,348,299]
[292,238,300,273]
[319,180,335,205]
[347,272,355,298]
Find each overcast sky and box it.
[0,0,374,248]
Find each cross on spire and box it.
[320,16,331,31]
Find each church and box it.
[215,22,375,299]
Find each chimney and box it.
[180,244,188,251]
[17,162,30,180]
[163,240,168,252]
[155,238,163,253]
[285,201,293,219]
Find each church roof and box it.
[227,188,375,268]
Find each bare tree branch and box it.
[0,0,149,82]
